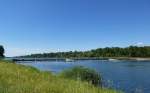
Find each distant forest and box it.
[21,46,150,58]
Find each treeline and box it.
[0,45,4,58]
[22,46,150,58]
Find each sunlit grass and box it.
[0,61,121,93]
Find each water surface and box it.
[18,60,150,93]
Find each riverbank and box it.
[106,57,150,61]
[0,60,120,93]
[9,57,150,62]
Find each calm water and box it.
[18,60,150,93]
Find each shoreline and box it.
[6,57,150,62]
[106,57,150,61]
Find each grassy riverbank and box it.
[0,61,120,93]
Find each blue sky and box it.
[0,0,150,56]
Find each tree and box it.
[22,46,150,58]
[0,45,4,58]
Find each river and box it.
[17,60,150,93]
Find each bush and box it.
[59,66,102,86]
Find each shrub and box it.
[59,66,102,86]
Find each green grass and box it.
[59,66,102,86]
[0,61,121,93]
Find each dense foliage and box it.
[0,45,4,58]
[22,46,150,58]
[59,66,101,86]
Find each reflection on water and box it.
[18,60,150,93]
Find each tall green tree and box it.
[0,45,5,58]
